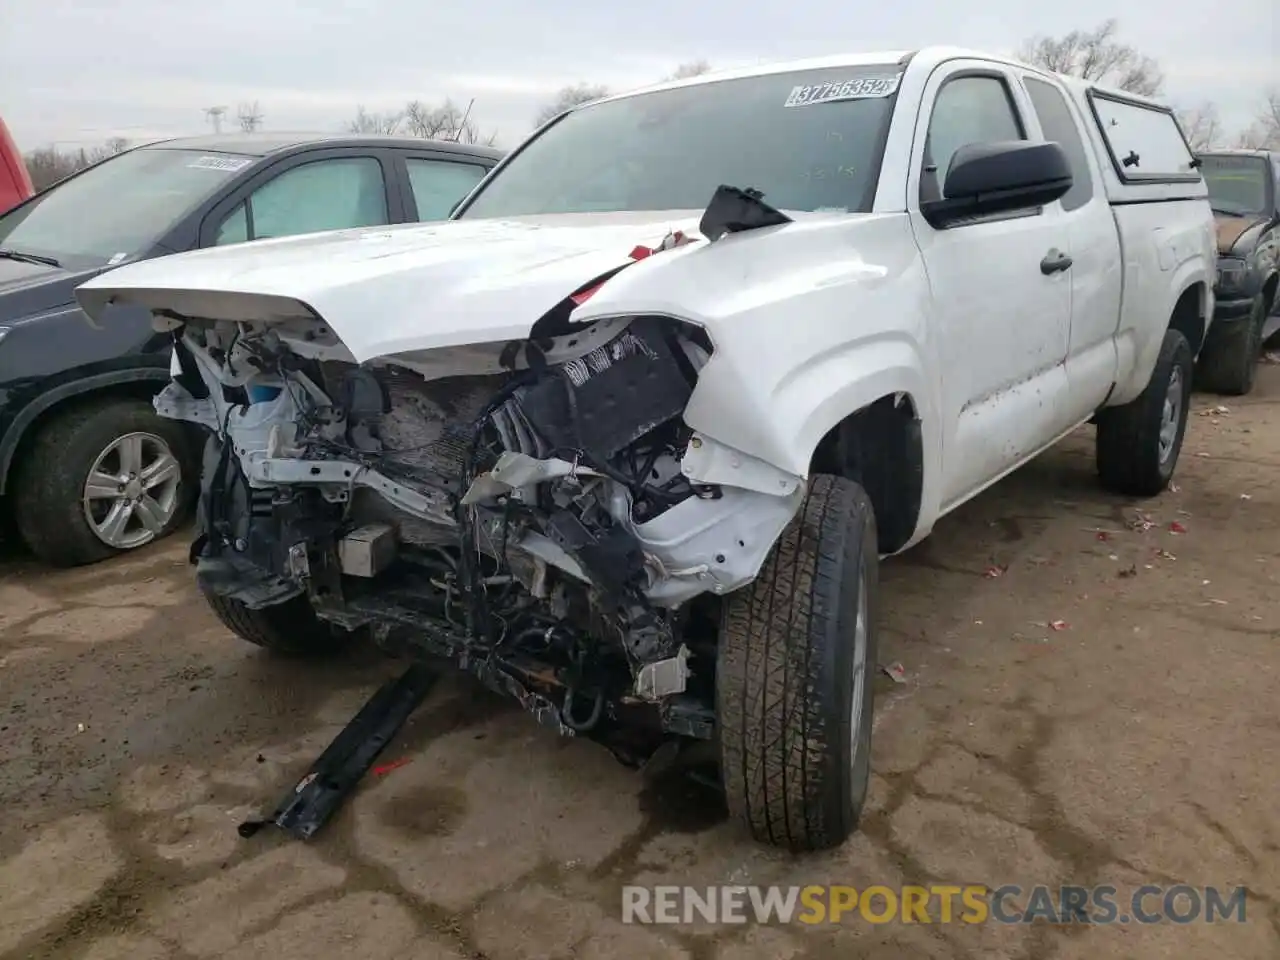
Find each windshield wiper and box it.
[0,249,61,268]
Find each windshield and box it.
[1200,154,1272,217]
[459,66,901,219]
[0,148,252,265]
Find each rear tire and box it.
[13,397,196,567]
[1197,294,1266,396]
[203,590,350,657]
[1096,328,1193,497]
[716,474,878,852]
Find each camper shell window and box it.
[1086,90,1199,184]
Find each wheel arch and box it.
[0,369,172,495]
[1169,280,1208,357]
[809,391,925,554]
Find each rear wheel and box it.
[1197,294,1267,396]
[1096,328,1193,497]
[716,474,878,852]
[13,397,196,567]
[202,590,352,657]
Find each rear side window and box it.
[405,158,488,220]
[1023,77,1095,212]
[1088,92,1197,182]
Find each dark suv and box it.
[1196,149,1280,395]
[0,133,502,565]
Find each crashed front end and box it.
[151,268,804,756]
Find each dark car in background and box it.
[0,133,502,566]
[1195,149,1280,395]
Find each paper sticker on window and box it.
[187,155,253,172]
[106,252,128,265]
[784,75,900,107]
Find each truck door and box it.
[1019,73,1123,424]
[907,62,1073,510]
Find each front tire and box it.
[1197,294,1267,396]
[13,397,196,567]
[716,474,878,852]
[202,590,351,657]
[1096,328,1193,497]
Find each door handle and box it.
[1040,250,1073,275]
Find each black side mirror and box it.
[921,140,1073,228]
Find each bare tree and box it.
[237,101,264,133]
[403,98,497,145]
[1175,102,1223,151]
[666,60,711,81]
[1016,19,1163,96]
[534,83,611,128]
[23,139,131,191]
[1236,88,1280,149]
[347,105,404,135]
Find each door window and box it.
[406,158,489,220]
[214,157,387,245]
[922,75,1025,202]
[1023,77,1095,212]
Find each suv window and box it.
[406,158,488,220]
[0,148,249,265]
[215,157,388,245]
[922,75,1025,202]
[1023,77,1095,212]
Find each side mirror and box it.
[921,140,1073,229]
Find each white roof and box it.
[587,46,1172,113]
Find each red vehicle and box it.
[0,118,34,213]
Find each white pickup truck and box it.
[78,46,1216,852]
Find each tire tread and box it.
[718,474,877,851]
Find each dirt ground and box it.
[2,371,1279,960]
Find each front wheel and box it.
[716,474,878,852]
[1197,294,1267,396]
[202,590,353,657]
[1096,328,1193,497]
[13,397,196,567]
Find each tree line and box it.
[18,28,1279,192]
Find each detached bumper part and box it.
[238,663,437,841]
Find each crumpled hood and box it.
[1214,213,1264,255]
[76,213,709,362]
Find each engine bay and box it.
[157,306,803,756]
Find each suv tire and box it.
[13,397,196,567]
[717,474,878,852]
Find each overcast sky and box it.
[1,0,1275,150]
